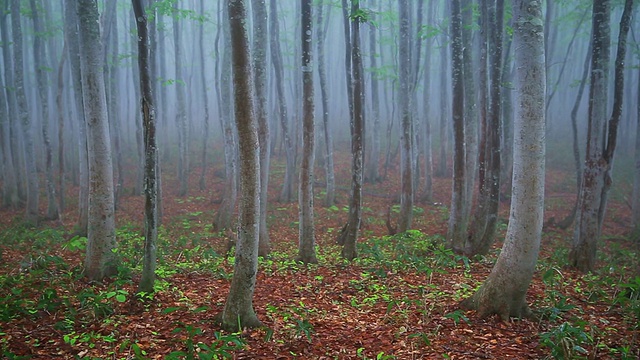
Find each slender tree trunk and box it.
[11,0,39,224]
[56,45,67,212]
[252,0,271,257]
[30,0,60,221]
[420,0,436,203]
[198,1,210,191]
[270,0,295,204]
[436,2,450,178]
[340,0,365,260]
[64,0,89,236]
[397,0,413,233]
[633,64,640,233]
[461,0,545,319]
[316,1,336,207]
[365,3,381,184]
[78,0,118,281]
[556,41,592,229]
[217,0,262,331]
[0,47,18,208]
[447,0,467,251]
[173,6,189,197]
[297,0,318,264]
[570,0,633,272]
[213,6,237,233]
[133,0,159,294]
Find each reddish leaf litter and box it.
[1,155,638,359]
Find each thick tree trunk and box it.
[447,0,467,251]
[11,0,40,224]
[78,0,118,281]
[297,0,318,264]
[0,54,17,208]
[461,0,545,319]
[217,0,262,331]
[397,0,413,233]
[252,0,271,257]
[133,0,159,294]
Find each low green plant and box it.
[167,323,245,360]
[540,321,593,360]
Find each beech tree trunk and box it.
[173,6,188,197]
[365,2,381,184]
[316,1,336,207]
[0,43,17,207]
[339,0,365,261]
[11,0,39,224]
[63,0,89,236]
[447,0,467,251]
[217,0,262,331]
[570,0,633,272]
[297,0,318,264]
[461,0,545,319]
[397,0,413,233]
[78,0,118,281]
[198,1,210,191]
[252,0,271,257]
[269,0,295,204]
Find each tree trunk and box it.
[217,0,262,331]
[0,43,18,207]
[420,0,436,203]
[30,0,60,221]
[633,64,640,233]
[339,0,365,260]
[447,0,467,251]
[436,2,450,179]
[316,1,336,207]
[365,2,381,184]
[198,0,210,191]
[570,0,633,272]
[78,0,118,281]
[213,5,237,233]
[269,0,295,204]
[173,7,188,197]
[397,0,413,233]
[63,0,89,236]
[133,0,159,294]
[56,44,67,212]
[252,0,271,257]
[461,0,545,319]
[297,0,318,264]
[11,0,39,224]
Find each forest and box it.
[0,0,639,358]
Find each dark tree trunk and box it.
[297,0,318,264]
[133,0,159,294]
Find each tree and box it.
[270,0,295,204]
[316,0,336,207]
[420,0,436,203]
[198,0,211,191]
[173,3,188,197]
[11,0,39,224]
[338,0,365,260]
[461,0,545,319]
[446,0,467,251]
[570,0,633,272]
[397,0,413,233]
[365,1,381,184]
[0,47,17,208]
[297,0,318,264]
[64,0,90,236]
[133,0,159,294]
[77,0,118,281]
[216,0,262,331]
[29,0,60,221]
[252,0,271,257]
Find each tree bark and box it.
[297,0,318,264]
[397,0,413,233]
[570,0,633,272]
[217,0,262,331]
[173,6,188,197]
[461,0,545,319]
[11,0,40,224]
[447,0,467,251]
[78,0,118,281]
[365,2,381,184]
[198,1,210,191]
[252,0,271,257]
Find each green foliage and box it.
[166,323,245,359]
[444,310,469,325]
[540,321,593,360]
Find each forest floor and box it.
[1,152,639,359]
